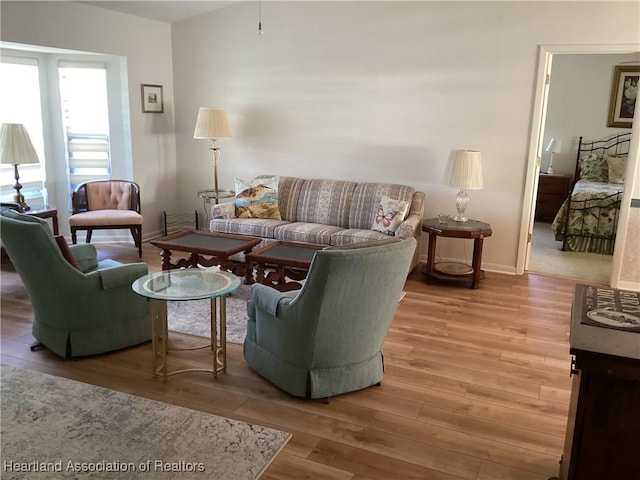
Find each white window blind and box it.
[58,62,111,190]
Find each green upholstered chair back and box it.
[0,209,150,358]
[245,237,416,399]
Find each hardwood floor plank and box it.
[0,242,578,479]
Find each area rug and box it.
[1,365,290,479]
[167,284,253,343]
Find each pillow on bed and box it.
[607,156,627,184]
[579,154,609,182]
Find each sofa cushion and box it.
[330,229,391,246]
[349,183,415,230]
[274,222,344,245]
[235,176,281,219]
[296,179,357,228]
[276,176,305,222]
[209,218,289,238]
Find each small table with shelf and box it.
[421,218,492,289]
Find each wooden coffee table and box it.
[246,241,326,292]
[150,230,261,279]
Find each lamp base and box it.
[13,193,30,212]
[454,189,470,223]
[452,214,468,222]
[546,166,554,174]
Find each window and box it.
[58,62,111,192]
[0,57,46,204]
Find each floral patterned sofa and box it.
[209,176,425,271]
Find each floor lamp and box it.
[193,107,231,204]
[443,149,484,222]
[0,123,40,212]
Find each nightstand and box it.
[535,173,571,221]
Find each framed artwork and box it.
[607,65,639,128]
[141,84,164,113]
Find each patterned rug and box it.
[167,284,252,344]
[1,365,290,479]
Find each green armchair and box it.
[0,210,150,358]
[244,237,416,400]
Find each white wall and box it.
[543,54,637,177]
[2,1,638,273]
[1,1,177,239]
[172,1,640,273]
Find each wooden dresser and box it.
[535,173,571,221]
[559,284,640,480]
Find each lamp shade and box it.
[0,123,40,166]
[193,107,231,140]
[545,138,562,153]
[443,150,483,190]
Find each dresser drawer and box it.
[536,173,572,221]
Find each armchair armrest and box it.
[211,202,235,220]
[86,262,148,289]
[251,283,296,315]
[68,244,98,272]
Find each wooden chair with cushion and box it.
[69,180,143,257]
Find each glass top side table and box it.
[132,269,241,381]
[197,189,235,225]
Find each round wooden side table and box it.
[422,218,492,289]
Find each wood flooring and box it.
[0,242,581,480]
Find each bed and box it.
[551,132,630,255]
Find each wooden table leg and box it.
[160,249,172,270]
[471,236,485,289]
[425,233,437,284]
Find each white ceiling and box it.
[78,1,236,24]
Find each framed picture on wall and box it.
[607,65,639,128]
[141,84,164,113]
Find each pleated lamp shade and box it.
[443,150,483,190]
[193,107,231,139]
[0,123,40,166]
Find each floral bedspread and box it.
[551,180,624,255]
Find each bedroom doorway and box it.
[518,44,640,286]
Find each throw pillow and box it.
[607,155,627,184]
[579,154,609,182]
[235,176,281,220]
[371,195,409,235]
[54,235,82,270]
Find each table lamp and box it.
[443,149,483,222]
[545,138,562,174]
[193,107,231,204]
[0,123,40,211]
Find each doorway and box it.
[516,44,640,286]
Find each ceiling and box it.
[78,1,236,24]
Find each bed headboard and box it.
[574,132,631,181]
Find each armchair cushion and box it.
[69,209,143,226]
[68,244,99,272]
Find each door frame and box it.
[516,44,640,284]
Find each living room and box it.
[1,2,639,479]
